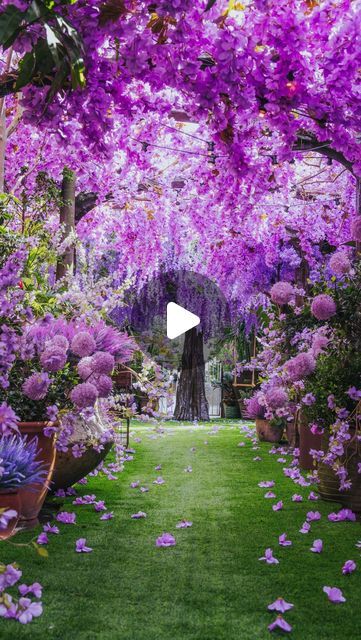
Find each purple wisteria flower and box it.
[259,548,279,565]
[71,332,96,357]
[268,616,292,633]
[278,533,292,547]
[268,597,294,613]
[310,539,323,553]
[100,512,114,520]
[18,583,42,598]
[323,586,346,603]
[131,511,147,519]
[176,520,192,529]
[36,533,48,545]
[311,294,337,321]
[75,538,93,553]
[56,511,76,524]
[22,372,51,400]
[342,560,356,575]
[156,533,176,547]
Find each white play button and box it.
[166,302,200,340]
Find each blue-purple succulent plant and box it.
[0,435,48,491]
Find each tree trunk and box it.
[356,177,361,255]
[173,328,209,421]
[56,167,76,280]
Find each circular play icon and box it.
[121,269,231,371]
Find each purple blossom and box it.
[131,511,147,519]
[272,501,283,512]
[22,372,51,400]
[100,512,114,520]
[92,374,113,397]
[323,586,346,604]
[70,382,98,409]
[0,564,22,591]
[75,538,93,553]
[71,332,96,357]
[36,532,48,545]
[176,520,193,528]
[270,281,294,305]
[259,480,275,488]
[259,548,279,564]
[156,533,176,547]
[299,522,311,534]
[311,294,337,321]
[43,523,59,534]
[268,616,292,633]
[329,251,351,275]
[292,494,303,502]
[351,218,361,242]
[130,481,140,488]
[0,402,19,435]
[140,486,149,493]
[308,491,319,501]
[94,500,106,512]
[40,345,67,372]
[342,560,356,575]
[266,387,288,410]
[18,583,42,598]
[302,393,316,406]
[0,508,18,530]
[286,352,316,382]
[90,351,115,375]
[306,511,321,522]
[265,491,276,499]
[153,476,165,485]
[328,508,356,522]
[268,597,294,613]
[310,539,323,553]
[278,533,292,547]
[46,405,59,421]
[56,511,76,524]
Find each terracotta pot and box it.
[318,430,361,511]
[51,441,112,491]
[256,418,283,443]
[113,370,132,388]
[0,489,21,540]
[299,420,323,470]
[285,419,299,449]
[18,422,57,529]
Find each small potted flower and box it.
[245,392,284,443]
[0,434,47,537]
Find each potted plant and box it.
[245,392,284,443]
[0,434,47,537]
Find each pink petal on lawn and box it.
[310,539,323,553]
[323,586,346,603]
[268,616,292,632]
[75,538,93,553]
[299,522,311,534]
[273,501,283,512]
[258,481,275,489]
[306,511,321,522]
[56,511,76,524]
[131,511,147,519]
[156,533,176,547]
[268,597,294,613]
[100,511,114,520]
[176,520,192,529]
[292,494,303,502]
[342,560,356,575]
[259,548,279,565]
[130,481,140,489]
[265,491,276,499]
[279,533,292,547]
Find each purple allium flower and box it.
[323,586,346,603]
[40,346,67,372]
[286,352,316,381]
[70,382,98,409]
[342,560,356,575]
[259,548,279,564]
[176,520,193,528]
[71,332,96,357]
[22,372,51,400]
[49,335,69,351]
[351,218,361,242]
[266,387,288,410]
[278,533,292,547]
[270,281,294,305]
[91,374,113,397]
[329,252,351,275]
[268,597,294,613]
[0,402,19,435]
[246,393,265,419]
[75,538,93,553]
[310,539,323,553]
[268,616,292,633]
[311,294,337,321]
[156,533,176,547]
[36,532,48,545]
[56,511,76,524]
[77,357,93,380]
[18,583,42,598]
[90,351,115,375]
[131,511,147,519]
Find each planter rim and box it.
[18,421,58,427]
[0,488,19,495]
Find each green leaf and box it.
[0,6,24,49]
[205,0,218,10]
[15,51,36,91]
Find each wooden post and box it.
[56,167,76,280]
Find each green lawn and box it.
[1,420,360,639]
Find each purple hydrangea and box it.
[265,387,288,410]
[90,351,115,375]
[351,218,361,242]
[329,252,351,276]
[286,352,316,381]
[92,374,113,397]
[270,281,294,305]
[311,294,337,321]
[70,332,96,357]
[70,382,98,409]
[40,346,67,372]
[0,402,19,435]
[22,372,51,400]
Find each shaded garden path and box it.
[2,421,361,639]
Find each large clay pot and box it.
[0,489,21,540]
[51,442,112,491]
[299,420,323,470]
[256,418,283,443]
[318,430,361,511]
[18,422,57,529]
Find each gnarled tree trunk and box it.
[56,167,76,280]
[173,328,209,421]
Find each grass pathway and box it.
[2,421,361,639]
